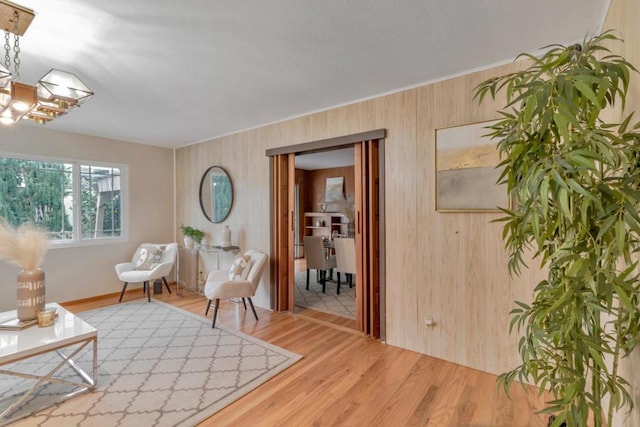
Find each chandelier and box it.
[0,0,93,125]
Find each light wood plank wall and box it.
[602,1,640,425]
[308,166,355,212]
[176,60,539,378]
[175,4,640,402]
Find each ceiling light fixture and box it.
[0,0,93,125]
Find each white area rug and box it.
[1,300,302,426]
[295,271,356,319]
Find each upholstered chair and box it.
[204,249,267,328]
[334,237,356,295]
[303,235,336,293]
[116,243,177,302]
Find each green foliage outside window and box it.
[0,157,122,241]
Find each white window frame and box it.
[0,151,129,248]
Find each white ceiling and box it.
[295,147,354,170]
[7,0,608,148]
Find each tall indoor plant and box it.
[474,31,640,426]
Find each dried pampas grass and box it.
[0,220,49,270]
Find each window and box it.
[0,155,125,244]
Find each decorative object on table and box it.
[474,31,640,427]
[199,166,233,223]
[326,194,355,237]
[36,307,56,327]
[324,176,344,202]
[435,119,506,211]
[0,219,49,321]
[221,225,231,247]
[0,316,37,330]
[178,224,205,248]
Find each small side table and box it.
[0,303,97,426]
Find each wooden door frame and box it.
[267,129,386,339]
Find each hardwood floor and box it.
[62,287,550,426]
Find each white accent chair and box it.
[334,237,356,295]
[303,235,336,293]
[116,243,178,302]
[204,249,267,328]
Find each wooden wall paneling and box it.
[367,140,381,337]
[308,166,355,210]
[310,100,377,142]
[602,1,640,425]
[354,143,366,332]
[374,89,419,350]
[414,62,542,375]
[175,25,638,382]
[294,168,309,250]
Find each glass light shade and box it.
[0,81,37,125]
[36,68,93,109]
[0,64,10,88]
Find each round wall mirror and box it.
[199,166,233,223]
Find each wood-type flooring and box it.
[62,286,550,426]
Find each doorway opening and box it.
[293,147,357,324]
[267,129,385,338]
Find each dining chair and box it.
[303,235,336,293]
[334,237,355,295]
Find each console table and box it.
[177,245,240,294]
[0,303,97,426]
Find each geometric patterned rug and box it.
[2,300,302,426]
[294,271,356,319]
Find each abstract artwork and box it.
[436,120,508,211]
[324,176,344,202]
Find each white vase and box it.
[184,236,194,248]
[221,226,231,247]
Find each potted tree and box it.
[178,225,205,248]
[474,31,640,426]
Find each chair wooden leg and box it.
[145,281,151,302]
[349,273,353,288]
[337,273,341,295]
[119,282,128,302]
[205,299,211,316]
[212,299,220,328]
[242,298,247,309]
[321,270,326,293]
[306,269,310,290]
[247,298,258,321]
[162,277,172,294]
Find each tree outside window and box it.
[0,156,123,242]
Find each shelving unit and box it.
[304,212,348,238]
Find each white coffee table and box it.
[0,303,97,426]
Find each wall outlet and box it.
[424,317,436,329]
